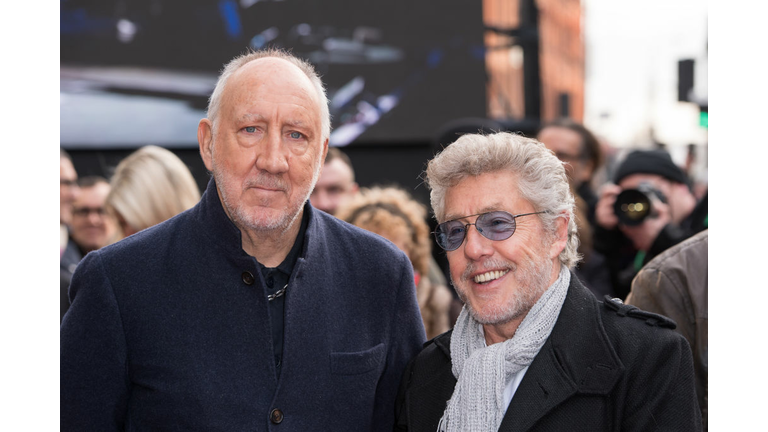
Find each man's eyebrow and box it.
[284,118,309,129]
[443,204,504,222]
[237,113,266,123]
[237,114,310,129]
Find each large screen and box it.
[61,0,487,148]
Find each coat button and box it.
[270,408,284,424]
[241,272,255,285]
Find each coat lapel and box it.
[497,338,578,431]
[405,334,457,432]
[498,275,624,432]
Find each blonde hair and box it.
[107,146,201,236]
[336,186,431,276]
[425,132,581,269]
[207,47,331,141]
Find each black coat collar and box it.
[425,273,624,432]
[499,274,623,431]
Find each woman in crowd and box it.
[107,145,201,240]
[336,186,453,339]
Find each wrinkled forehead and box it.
[226,58,320,108]
[442,171,530,222]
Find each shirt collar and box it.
[266,206,309,274]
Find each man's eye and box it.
[289,131,303,139]
[488,218,510,227]
[447,225,465,236]
[244,126,256,133]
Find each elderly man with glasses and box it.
[60,148,79,254]
[394,132,701,432]
[61,176,117,320]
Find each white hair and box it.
[425,132,581,268]
[206,48,331,140]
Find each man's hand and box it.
[595,183,622,230]
[619,198,671,251]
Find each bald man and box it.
[61,49,425,431]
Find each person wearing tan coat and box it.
[626,229,708,430]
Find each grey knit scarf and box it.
[438,266,570,432]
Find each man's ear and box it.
[320,137,329,163]
[549,213,569,260]
[198,119,214,171]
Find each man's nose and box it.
[462,224,493,260]
[255,130,290,174]
[87,210,104,225]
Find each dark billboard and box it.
[61,0,487,148]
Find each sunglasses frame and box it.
[433,210,549,251]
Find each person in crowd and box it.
[61,48,425,431]
[60,148,81,317]
[60,149,79,255]
[61,176,117,320]
[336,186,453,339]
[70,176,118,255]
[537,120,613,298]
[626,229,708,431]
[593,149,708,299]
[311,146,459,323]
[536,119,603,224]
[309,146,359,215]
[106,145,201,240]
[395,132,701,431]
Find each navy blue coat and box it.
[61,179,427,431]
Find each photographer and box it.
[594,150,707,299]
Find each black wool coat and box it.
[394,274,702,432]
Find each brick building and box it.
[484,0,585,123]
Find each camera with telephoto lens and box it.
[613,182,667,226]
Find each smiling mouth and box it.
[473,270,509,284]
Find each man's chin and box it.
[238,214,288,232]
[466,302,524,326]
[232,206,300,233]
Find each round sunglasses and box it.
[434,210,548,251]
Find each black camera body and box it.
[613,182,667,226]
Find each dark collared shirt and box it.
[257,210,309,377]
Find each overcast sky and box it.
[583,0,708,153]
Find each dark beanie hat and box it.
[613,150,689,185]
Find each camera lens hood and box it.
[614,189,652,226]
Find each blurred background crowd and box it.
[58,0,710,426]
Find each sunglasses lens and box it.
[435,211,521,251]
[476,211,517,241]
[435,220,466,251]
